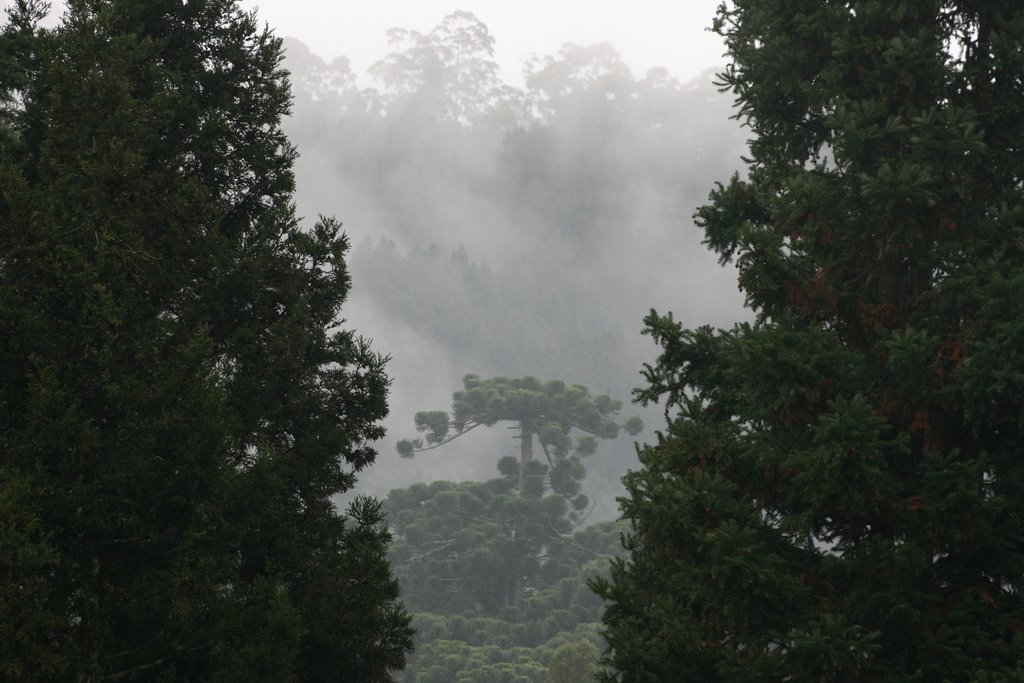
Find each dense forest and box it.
[387,375,640,681]
[3,1,1023,682]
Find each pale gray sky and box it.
[29,1,728,84]
[237,0,728,84]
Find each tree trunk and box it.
[510,421,533,608]
[517,421,533,494]
[510,569,525,609]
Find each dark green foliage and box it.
[387,478,598,617]
[0,1,411,680]
[597,2,1024,681]
[385,471,623,682]
[0,466,63,680]
[390,375,635,679]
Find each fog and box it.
[237,0,728,90]
[278,12,749,518]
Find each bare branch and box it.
[407,421,482,453]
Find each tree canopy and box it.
[391,374,640,633]
[384,380,640,682]
[0,1,411,680]
[398,375,641,518]
[597,1,1024,681]
[384,474,622,682]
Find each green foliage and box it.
[387,476,599,616]
[402,639,547,683]
[0,1,411,679]
[386,471,624,682]
[397,375,640,527]
[387,425,628,680]
[403,375,633,451]
[548,641,600,683]
[0,467,63,680]
[598,2,1024,681]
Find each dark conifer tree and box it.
[0,1,412,680]
[596,2,1024,681]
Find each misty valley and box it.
[280,12,745,680]
[4,2,1023,682]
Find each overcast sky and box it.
[28,1,729,84]
[236,0,728,84]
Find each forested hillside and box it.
[11,2,1014,682]
[270,18,755,679]
[277,12,748,506]
[1,4,751,680]
[387,376,638,681]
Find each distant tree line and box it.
[281,14,749,512]
[388,376,635,682]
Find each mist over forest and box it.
[8,1,1022,681]
[275,15,752,677]
[278,12,748,506]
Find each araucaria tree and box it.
[398,375,642,520]
[397,375,641,610]
[0,1,411,681]
[596,2,1024,682]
